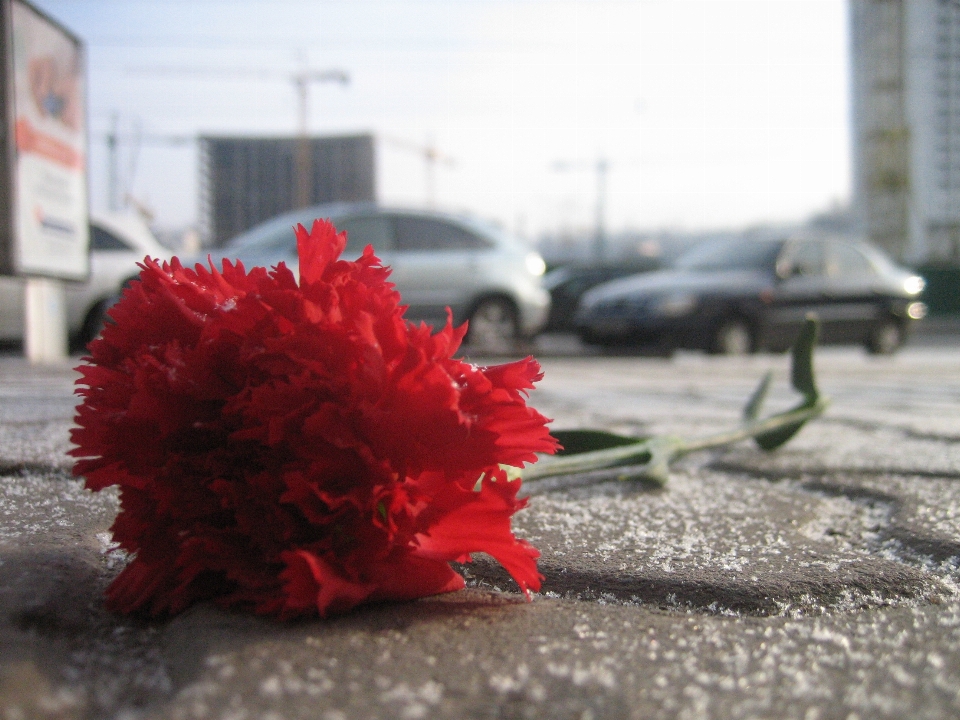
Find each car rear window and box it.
[829,242,876,277]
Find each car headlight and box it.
[525,252,547,277]
[653,292,697,317]
[903,275,925,296]
[907,301,927,320]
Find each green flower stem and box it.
[520,316,828,487]
[678,399,830,456]
[520,434,684,484]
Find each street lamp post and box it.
[553,157,610,264]
[593,158,608,263]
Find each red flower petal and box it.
[413,471,543,596]
[279,550,377,619]
[295,219,348,286]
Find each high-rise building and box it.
[198,134,376,247]
[850,0,960,264]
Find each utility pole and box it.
[107,112,119,211]
[594,158,608,263]
[553,157,610,264]
[379,135,456,207]
[100,117,193,214]
[293,69,349,208]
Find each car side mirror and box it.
[775,260,794,281]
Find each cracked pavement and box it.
[1,342,959,719]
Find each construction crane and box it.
[379,135,456,208]
[126,64,349,207]
[291,68,349,207]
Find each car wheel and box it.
[467,298,518,354]
[866,318,904,355]
[709,319,752,356]
[77,298,115,348]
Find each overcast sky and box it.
[34,0,850,239]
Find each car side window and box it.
[777,240,825,278]
[90,225,133,252]
[237,226,292,256]
[829,242,875,278]
[336,215,393,256]
[391,215,492,251]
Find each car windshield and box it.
[674,237,782,271]
[224,213,310,253]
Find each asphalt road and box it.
[529,315,960,357]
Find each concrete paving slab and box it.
[0,347,959,719]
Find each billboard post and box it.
[0,0,88,362]
[24,276,65,358]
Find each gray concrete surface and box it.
[1,343,959,719]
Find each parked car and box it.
[574,233,927,355]
[542,238,701,332]
[210,202,551,352]
[543,260,665,332]
[0,212,170,347]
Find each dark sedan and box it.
[574,234,927,355]
[541,260,663,332]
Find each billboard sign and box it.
[0,0,88,280]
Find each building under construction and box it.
[850,0,960,264]
[198,133,375,247]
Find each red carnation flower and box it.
[71,219,558,618]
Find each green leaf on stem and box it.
[752,316,823,450]
[743,371,773,422]
[790,313,820,404]
[552,429,649,456]
[523,317,829,485]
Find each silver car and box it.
[0,212,171,347]
[212,203,551,352]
